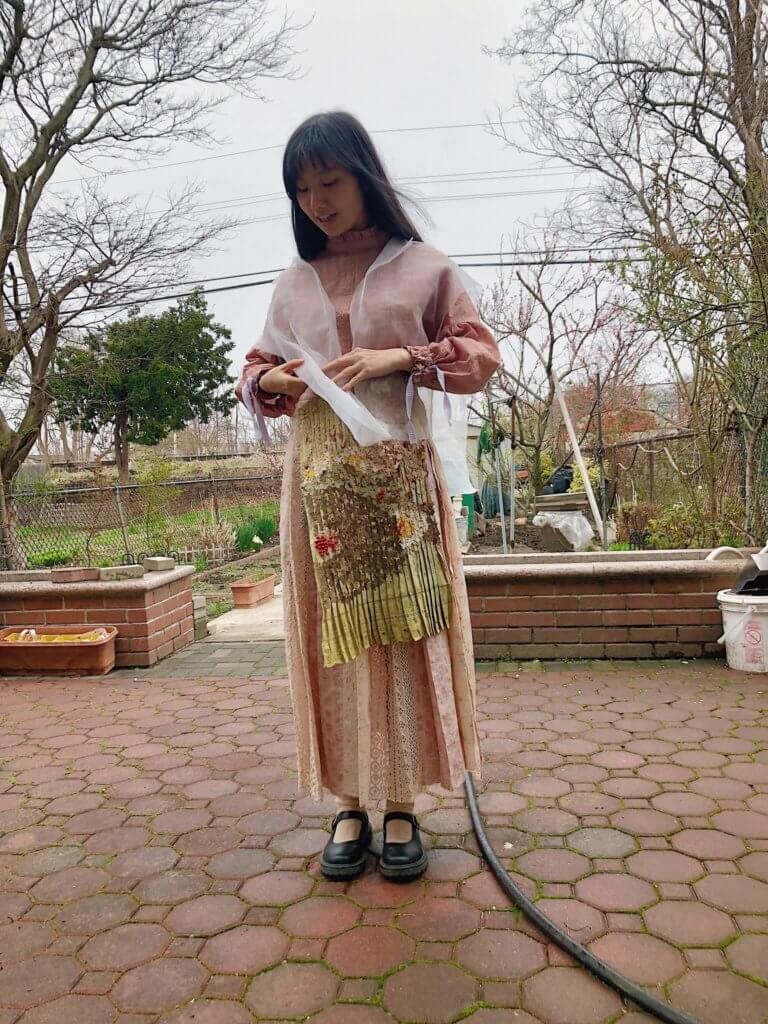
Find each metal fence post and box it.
[210,474,220,523]
[595,373,608,549]
[12,471,283,568]
[113,484,131,560]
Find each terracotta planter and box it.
[230,575,276,608]
[0,625,118,677]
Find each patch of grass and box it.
[247,568,275,582]
[207,598,233,620]
[230,500,279,553]
[235,522,260,552]
[28,549,77,567]
[235,512,277,552]
[250,513,277,543]
[18,498,281,568]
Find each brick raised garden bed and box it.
[0,565,194,669]
[465,549,746,661]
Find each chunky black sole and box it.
[319,824,373,880]
[379,849,428,881]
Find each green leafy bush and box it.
[648,498,745,550]
[540,451,602,493]
[235,523,260,552]
[615,502,660,543]
[251,514,277,543]
[28,549,76,567]
[235,513,277,552]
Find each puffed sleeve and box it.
[234,346,297,419]
[406,284,500,395]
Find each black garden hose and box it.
[465,771,700,1024]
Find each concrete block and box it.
[51,567,100,583]
[0,570,53,583]
[143,557,176,572]
[99,564,145,581]
[193,595,207,612]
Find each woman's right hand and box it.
[258,358,308,400]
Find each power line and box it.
[193,167,579,212]
[202,183,582,218]
[21,238,752,316]
[9,243,642,309]
[204,184,584,230]
[52,252,650,316]
[51,173,584,226]
[9,179,596,257]
[56,119,526,185]
[69,244,640,296]
[450,245,644,258]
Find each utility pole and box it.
[487,391,508,553]
[509,395,517,547]
[595,373,608,549]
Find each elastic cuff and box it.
[404,346,434,375]
[255,368,282,407]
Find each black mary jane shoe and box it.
[379,811,428,881]
[319,810,372,880]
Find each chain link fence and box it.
[3,474,282,571]
[537,378,768,549]
[601,426,768,549]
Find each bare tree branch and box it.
[0,0,299,519]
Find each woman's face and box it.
[296,161,369,237]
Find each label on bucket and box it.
[744,618,764,665]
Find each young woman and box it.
[236,111,499,881]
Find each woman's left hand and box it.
[324,347,413,391]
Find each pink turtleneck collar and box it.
[325,225,389,254]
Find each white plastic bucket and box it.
[455,514,468,547]
[717,589,768,673]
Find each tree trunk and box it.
[114,409,130,485]
[530,445,545,495]
[744,427,758,542]
[57,420,75,462]
[37,419,52,466]
[0,474,27,570]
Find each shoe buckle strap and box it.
[383,811,419,829]
[332,809,368,828]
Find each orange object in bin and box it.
[0,625,118,676]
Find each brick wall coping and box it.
[464,550,747,582]
[0,565,194,599]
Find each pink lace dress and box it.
[236,227,500,804]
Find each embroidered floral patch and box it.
[297,398,445,603]
[314,533,340,559]
[396,515,415,540]
[395,509,429,549]
[296,397,452,667]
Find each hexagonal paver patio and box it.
[0,647,766,1023]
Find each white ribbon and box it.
[242,375,271,449]
[405,365,452,443]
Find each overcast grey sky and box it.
[95,1,578,373]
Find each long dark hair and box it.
[282,111,423,260]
